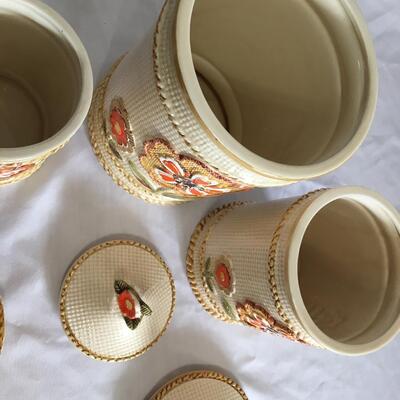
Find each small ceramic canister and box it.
[0,0,92,185]
[187,187,400,355]
[151,370,248,400]
[89,0,377,205]
[59,240,175,362]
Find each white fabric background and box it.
[0,0,399,398]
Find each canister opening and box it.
[177,0,377,179]
[289,188,400,355]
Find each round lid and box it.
[59,240,175,362]
[151,371,248,400]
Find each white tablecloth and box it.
[1,0,399,399]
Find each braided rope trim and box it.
[186,202,246,322]
[151,370,248,400]
[59,240,176,362]
[87,57,185,206]
[0,300,4,353]
[267,189,327,340]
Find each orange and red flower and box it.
[213,258,235,296]
[0,162,35,181]
[108,97,134,153]
[117,290,140,320]
[140,139,251,198]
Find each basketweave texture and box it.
[151,371,248,400]
[0,300,4,352]
[60,240,175,361]
[187,191,327,346]
[89,0,289,205]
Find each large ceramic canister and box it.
[88,0,377,204]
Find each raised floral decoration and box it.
[236,300,306,344]
[114,280,152,331]
[140,139,251,198]
[204,257,236,318]
[0,162,35,181]
[108,97,135,153]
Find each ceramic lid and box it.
[151,371,248,400]
[59,240,175,362]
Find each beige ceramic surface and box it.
[187,187,400,355]
[88,0,377,204]
[0,0,92,184]
[59,240,175,362]
[151,371,248,400]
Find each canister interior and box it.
[298,198,400,345]
[0,11,81,148]
[190,0,368,166]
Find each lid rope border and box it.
[151,370,248,400]
[59,240,176,362]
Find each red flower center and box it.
[118,290,136,320]
[110,109,128,146]
[215,263,231,289]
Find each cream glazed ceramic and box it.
[59,240,175,362]
[187,187,400,355]
[151,370,248,400]
[0,0,92,185]
[89,0,377,204]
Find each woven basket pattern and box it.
[60,241,175,361]
[187,191,327,346]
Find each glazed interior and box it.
[190,0,369,166]
[298,196,400,346]
[0,7,81,148]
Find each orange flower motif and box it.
[0,162,35,181]
[117,290,139,320]
[114,280,152,331]
[108,97,135,153]
[236,300,306,344]
[213,258,235,296]
[140,139,251,198]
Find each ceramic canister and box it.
[187,187,400,355]
[0,0,92,185]
[88,0,377,205]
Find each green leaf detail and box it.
[157,190,184,200]
[205,257,211,273]
[114,280,129,294]
[124,317,141,331]
[108,140,123,160]
[128,160,156,190]
[221,298,236,320]
[140,301,152,316]
[205,276,216,293]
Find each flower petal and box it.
[154,168,177,184]
[188,187,205,196]
[191,174,218,187]
[160,157,185,177]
